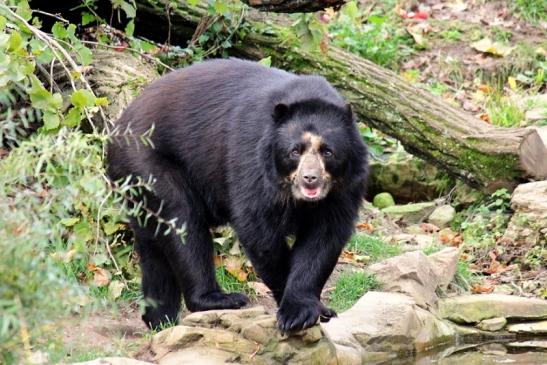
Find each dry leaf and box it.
[224,256,248,282]
[420,222,439,233]
[471,38,513,57]
[356,222,374,232]
[108,280,125,299]
[93,267,111,287]
[479,112,491,123]
[471,283,494,294]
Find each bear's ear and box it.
[273,103,289,124]
[344,103,355,124]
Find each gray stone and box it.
[507,340,547,350]
[507,320,547,334]
[437,294,547,324]
[476,317,507,331]
[158,348,236,365]
[428,205,456,228]
[382,202,436,224]
[502,181,547,245]
[368,248,459,308]
[322,291,454,354]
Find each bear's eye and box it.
[322,148,333,157]
[289,147,301,159]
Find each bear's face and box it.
[273,101,355,202]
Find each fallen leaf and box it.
[471,282,494,294]
[93,267,111,287]
[507,76,517,91]
[478,84,492,94]
[108,280,125,299]
[224,256,248,282]
[479,113,491,123]
[471,38,513,57]
[356,222,374,232]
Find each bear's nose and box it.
[303,172,318,184]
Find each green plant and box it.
[329,271,379,312]
[485,93,524,127]
[440,29,462,41]
[215,266,256,298]
[346,233,401,262]
[329,1,414,70]
[513,0,547,23]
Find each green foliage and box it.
[346,233,401,262]
[453,188,512,248]
[486,93,525,127]
[215,266,255,298]
[513,0,547,23]
[329,271,379,312]
[329,1,414,70]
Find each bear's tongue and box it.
[302,187,319,198]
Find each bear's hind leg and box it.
[132,219,182,329]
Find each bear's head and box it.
[272,99,364,202]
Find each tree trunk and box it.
[241,0,346,13]
[133,1,547,191]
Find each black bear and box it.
[106,58,368,332]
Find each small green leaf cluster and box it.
[329,1,415,70]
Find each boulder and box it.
[476,317,507,332]
[502,181,547,246]
[507,320,547,335]
[427,205,456,228]
[367,248,459,307]
[322,291,454,355]
[382,202,436,224]
[437,294,547,324]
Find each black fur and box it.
[106,58,368,332]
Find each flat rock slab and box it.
[71,358,155,365]
[507,320,547,334]
[322,291,454,355]
[438,294,547,324]
[476,317,507,332]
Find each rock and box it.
[332,344,362,365]
[428,247,459,290]
[434,349,547,364]
[71,358,155,365]
[368,248,459,307]
[382,202,436,224]
[449,323,515,342]
[372,192,395,209]
[152,307,336,365]
[437,294,547,324]
[322,291,454,355]
[427,205,456,228]
[452,180,484,208]
[507,320,547,334]
[502,181,547,246]
[507,340,547,350]
[476,317,507,332]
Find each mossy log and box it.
[132,0,546,192]
[240,0,346,13]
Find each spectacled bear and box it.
[106,58,368,332]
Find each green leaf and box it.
[125,20,135,37]
[258,56,272,67]
[28,75,52,110]
[43,111,60,130]
[213,0,228,14]
[76,45,93,66]
[188,0,199,6]
[81,12,96,26]
[120,1,137,18]
[95,97,109,106]
[60,217,80,227]
[103,221,123,235]
[79,174,105,194]
[8,32,24,52]
[49,93,63,111]
[71,89,95,108]
[51,22,67,39]
[74,220,93,243]
[63,107,82,127]
[0,16,7,31]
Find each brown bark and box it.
[241,0,346,13]
[132,0,547,191]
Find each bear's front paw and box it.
[319,302,337,322]
[276,297,321,333]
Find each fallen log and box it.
[240,0,346,13]
[131,0,547,192]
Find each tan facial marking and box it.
[302,132,323,154]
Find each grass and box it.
[486,93,525,127]
[513,0,547,23]
[346,233,402,261]
[328,271,380,312]
[215,266,256,298]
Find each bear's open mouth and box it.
[302,187,320,198]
